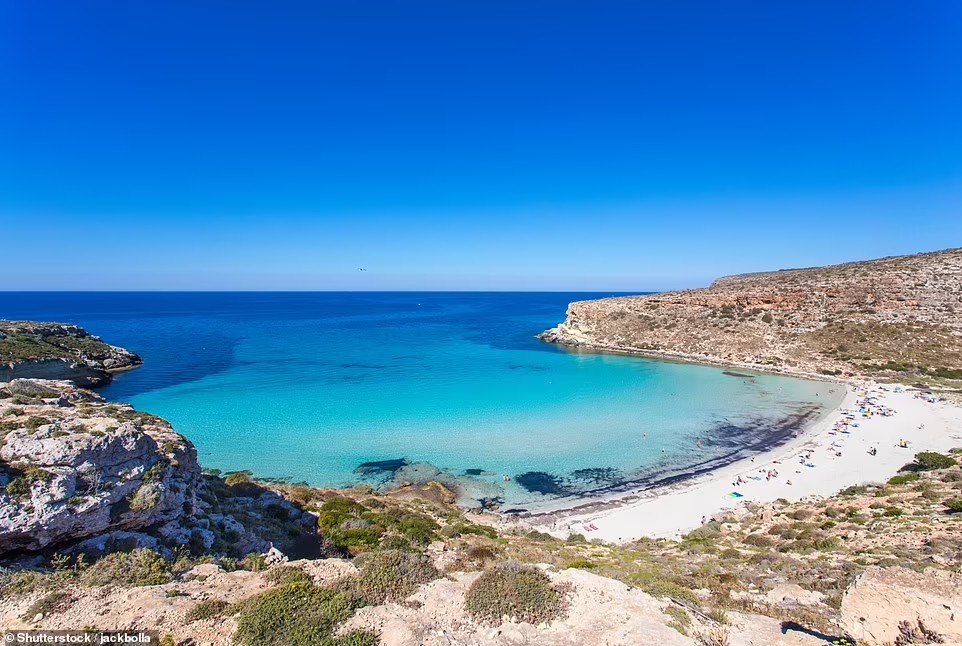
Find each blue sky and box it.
[1,1,960,291]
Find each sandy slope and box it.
[534,384,962,542]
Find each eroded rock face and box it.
[0,380,205,554]
[540,247,962,379]
[0,322,142,387]
[840,566,962,644]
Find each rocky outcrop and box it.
[541,247,962,381]
[0,321,142,387]
[840,566,962,644]
[0,379,301,558]
[0,379,209,554]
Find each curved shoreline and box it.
[526,382,962,542]
[506,388,844,518]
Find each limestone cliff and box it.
[541,247,962,382]
[0,321,142,387]
[0,379,316,559]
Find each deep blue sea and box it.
[1,292,839,510]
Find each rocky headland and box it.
[0,321,142,387]
[540,247,962,385]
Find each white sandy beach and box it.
[535,383,962,543]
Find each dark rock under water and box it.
[355,458,409,476]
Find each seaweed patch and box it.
[570,467,624,485]
[355,458,409,476]
[515,471,570,496]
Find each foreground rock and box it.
[541,247,962,383]
[0,379,314,558]
[0,321,141,387]
[1,558,828,646]
[0,380,205,554]
[841,566,962,644]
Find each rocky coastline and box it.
[539,247,962,388]
[0,321,142,387]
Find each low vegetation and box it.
[233,580,377,646]
[464,562,565,624]
[2,446,960,644]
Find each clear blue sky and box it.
[1,1,960,291]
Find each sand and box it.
[534,383,962,543]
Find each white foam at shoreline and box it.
[529,383,962,543]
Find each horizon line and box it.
[0,289,662,294]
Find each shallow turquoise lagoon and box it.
[1,292,840,508]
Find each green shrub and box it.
[396,514,439,545]
[465,563,564,624]
[883,507,903,517]
[265,566,312,586]
[888,473,920,486]
[565,559,596,569]
[81,549,172,587]
[944,499,962,514]
[234,581,377,646]
[345,550,440,603]
[451,522,498,539]
[907,452,957,471]
[565,533,587,544]
[684,522,721,542]
[185,600,230,622]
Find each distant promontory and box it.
[0,321,142,387]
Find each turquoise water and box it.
[1,292,839,509]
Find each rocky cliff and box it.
[541,247,962,382]
[0,379,319,559]
[0,321,142,387]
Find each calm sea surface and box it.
[1,292,840,509]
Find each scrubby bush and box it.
[343,550,440,603]
[233,580,377,646]
[565,533,587,544]
[185,600,230,622]
[81,549,172,587]
[265,566,312,586]
[888,473,920,486]
[903,452,956,472]
[565,559,596,569]
[314,498,439,555]
[465,563,564,624]
[684,522,721,542]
